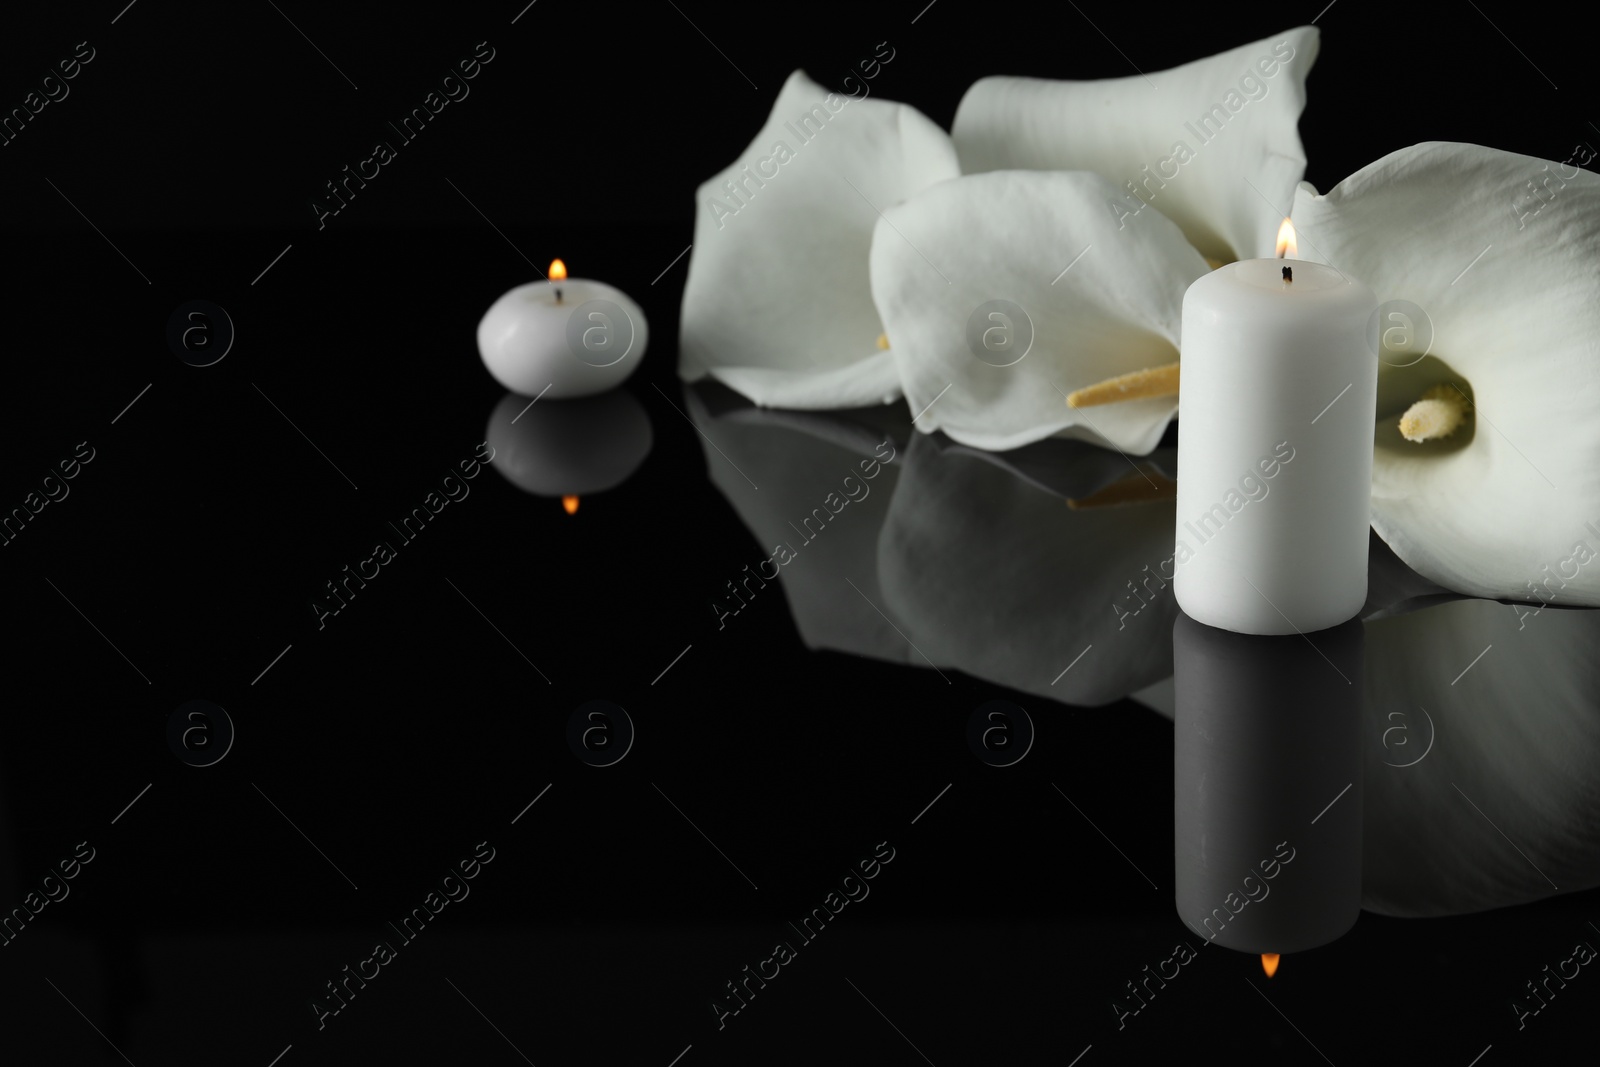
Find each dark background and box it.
[1,1,1596,1064]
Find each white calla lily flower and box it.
[1291,141,1600,604]
[870,169,1203,453]
[952,26,1320,263]
[678,70,960,410]
[871,27,1320,453]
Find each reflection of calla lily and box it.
[1291,142,1600,604]
[678,71,959,410]
[682,383,918,664]
[877,432,1180,705]
[1147,597,1600,918]
[872,27,1320,452]
[927,432,1175,502]
[953,26,1319,264]
[1360,598,1600,916]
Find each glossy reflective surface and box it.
[4,1,1597,1053]
[3,231,1597,1067]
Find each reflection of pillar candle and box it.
[1173,611,1363,954]
[484,390,652,507]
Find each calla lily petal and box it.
[952,26,1319,261]
[870,169,1204,453]
[679,70,960,409]
[1292,142,1600,604]
[1359,529,1462,620]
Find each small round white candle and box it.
[477,259,648,397]
[1174,233,1377,635]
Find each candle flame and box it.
[1275,219,1297,259]
[1261,953,1280,978]
[562,494,579,515]
[549,259,568,282]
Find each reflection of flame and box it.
[1275,219,1297,259]
[1261,953,1280,978]
[562,495,579,515]
[549,259,568,282]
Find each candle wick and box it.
[554,287,563,304]
[1282,266,1292,284]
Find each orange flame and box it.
[549,259,568,282]
[1275,219,1297,259]
[562,494,580,515]
[1261,953,1280,978]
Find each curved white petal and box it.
[682,383,919,664]
[876,432,1179,706]
[679,71,960,409]
[1292,142,1600,604]
[1361,598,1600,916]
[1359,529,1461,620]
[871,170,1204,453]
[953,26,1318,261]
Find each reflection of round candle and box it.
[1173,611,1363,955]
[1175,235,1376,635]
[477,260,649,398]
[484,390,652,502]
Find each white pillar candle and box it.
[478,260,648,398]
[1174,238,1377,635]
